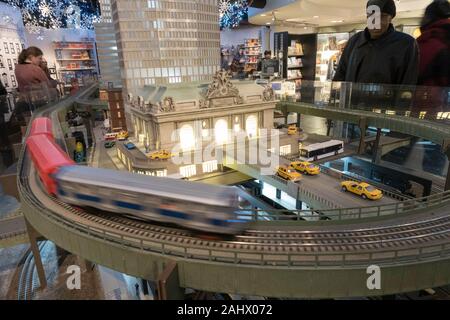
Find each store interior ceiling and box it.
[249,0,430,27]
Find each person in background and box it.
[257,50,272,72]
[220,52,230,71]
[328,40,348,80]
[15,47,51,92]
[333,0,419,85]
[412,0,450,119]
[70,78,80,96]
[39,58,58,89]
[0,80,8,151]
[417,0,450,87]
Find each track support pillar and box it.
[25,219,47,289]
[156,261,184,300]
[358,117,367,155]
[372,128,382,164]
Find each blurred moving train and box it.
[26,117,247,236]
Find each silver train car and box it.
[54,165,248,235]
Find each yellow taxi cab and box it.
[341,181,383,200]
[291,161,320,175]
[116,130,129,141]
[277,165,302,182]
[287,125,298,135]
[148,150,174,160]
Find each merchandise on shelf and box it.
[244,38,261,73]
[288,57,303,68]
[54,41,98,91]
[315,33,349,82]
[287,69,303,80]
[288,41,304,56]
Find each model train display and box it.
[26,117,247,236]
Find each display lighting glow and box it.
[1,0,101,32]
[219,0,249,29]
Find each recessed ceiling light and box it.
[313,16,319,18]
[331,20,344,23]
[261,14,267,17]
[266,22,271,25]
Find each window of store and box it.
[180,165,196,178]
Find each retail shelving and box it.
[243,38,261,73]
[274,32,317,103]
[54,40,98,93]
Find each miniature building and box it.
[128,71,277,150]
[110,0,220,95]
[94,0,122,88]
[105,88,127,131]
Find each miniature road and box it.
[0,217,26,237]
[299,173,397,208]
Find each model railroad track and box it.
[18,85,450,269]
[17,241,48,300]
[30,174,450,255]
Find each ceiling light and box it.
[261,14,267,17]
[266,22,271,25]
[331,20,344,23]
[313,16,319,18]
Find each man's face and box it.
[265,53,271,59]
[367,12,392,39]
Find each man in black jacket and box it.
[333,0,419,85]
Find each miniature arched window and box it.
[246,115,258,139]
[215,119,228,145]
[180,124,195,151]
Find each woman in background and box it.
[39,58,59,89]
[417,0,450,87]
[15,47,51,93]
[413,0,450,119]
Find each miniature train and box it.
[26,117,247,236]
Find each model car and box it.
[291,161,320,175]
[341,181,383,200]
[124,142,136,150]
[287,125,298,135]
[104,141,116,148]
[277,165,302,182]
[104,133,117,141]
[116,131,129,141]
[148,150,174,160]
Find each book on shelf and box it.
[288,41,304,56]
[287,69,303,79]
[288,57,303,68]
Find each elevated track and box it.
[17,86,450,298]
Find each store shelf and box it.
[244,46,261,48]
[59,68,96,71]
[55,48,94,50]
[57,59,94,61]
[287,77,303,81]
